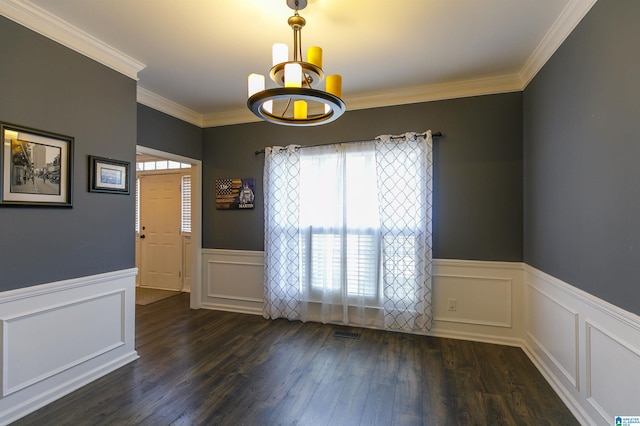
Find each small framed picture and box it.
[88,155,130,194]
[1,122,73,207]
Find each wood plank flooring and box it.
[13,293,579,425]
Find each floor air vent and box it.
[333,330,361,339]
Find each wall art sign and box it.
[0,122,73,207]
[216,177,255,209]
[89,155,130,194]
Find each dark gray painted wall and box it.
[523,0,640,315]
[203,92,523,260]
[0,16,137,291]
[137,104,203,160]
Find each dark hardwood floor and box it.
[13,293,578,425]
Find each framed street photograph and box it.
[89,155,130,194]
[0,122,73,207]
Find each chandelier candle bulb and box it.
[307,46,322,68]
[294,100,307,119]
[248,73,265,98]
[326,74,342,99]
[272,43,288,66]
[284,63,302,88]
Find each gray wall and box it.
[203,92,523,260]
[137,104,203,160]
[0,16,137,291]
[523,0,640,315]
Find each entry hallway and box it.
[14,293,578,425]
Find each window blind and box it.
[181,175,191,233]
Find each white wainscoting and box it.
[0,269,139,426]
[524,266,640,426]
[200,250,524,344]
[430,259,523,346]
[201,249,264,315]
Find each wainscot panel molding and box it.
[201,249,264,315]
[0,269,139,425]
[200,250,524,345]
[430,259,524,347]
[523,265,640,426]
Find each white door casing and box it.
[136,145,202,309]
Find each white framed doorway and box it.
[138,172,183,291]
[136,145,202,309]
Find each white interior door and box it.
[139,173,182,290]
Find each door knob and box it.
[140,234,146,239]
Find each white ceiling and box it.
[0,0,596,127]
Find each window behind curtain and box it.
[299,144,381,305]
[263,132,432,331]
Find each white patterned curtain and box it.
[263,145,302,320]
[263,131,433,332]
[375,131,433,331]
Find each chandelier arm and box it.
[297,25,303,64]
[293,24,302,62]
[299,41,303,65]
[281,98,293,118]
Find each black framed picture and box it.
[89,155,130,194]
[0,122,73,207]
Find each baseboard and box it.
[1,351,138,426]
[0,269,139,425]
[427,328,523,347]
[520,343,592,425]
[199,300,262,316]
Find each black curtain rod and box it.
[254,131,442,155]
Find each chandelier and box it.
[247,0,345,126]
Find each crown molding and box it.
[200,74,523,128]
[0,0,145,80]
[345,74,524,112]
[202,109,261,128]
[519,0,597,87]
[136,87,203,128]
[199,109,277,128]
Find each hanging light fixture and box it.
[247,0,345,126]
